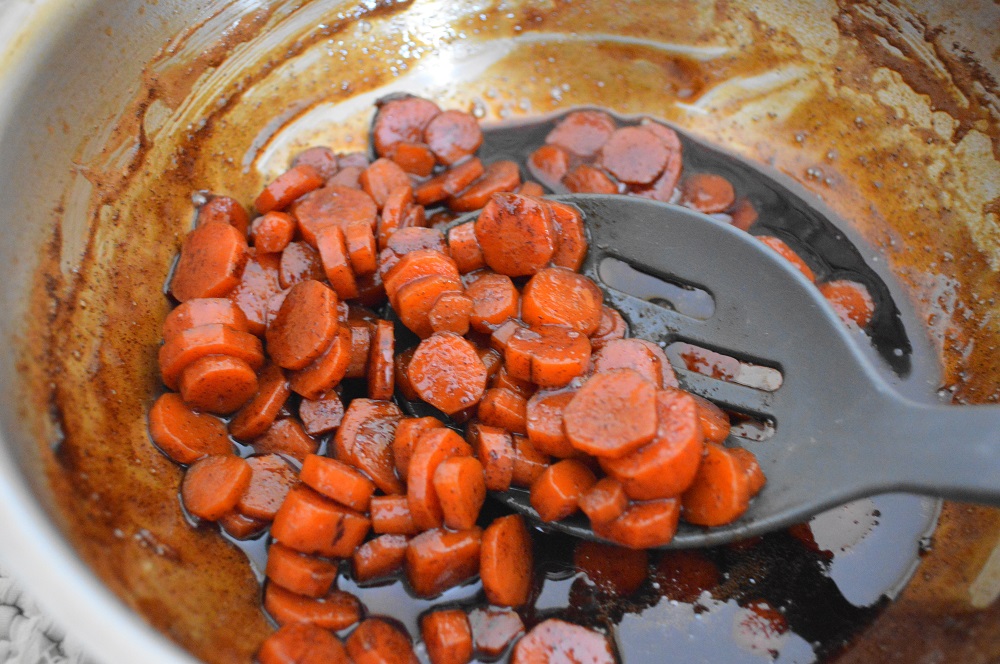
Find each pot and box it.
[0,1,997,662]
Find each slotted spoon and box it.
[399,194,1000,549]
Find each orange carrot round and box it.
[229,363,290,440]
[592,498,681,549]
[433,456,487,531]
[265,542,339,598]
[345,617,418,664]
[407,428,473,531]
[178,354,258,415]
[529,459,597,522]
[170,221,249,302]
[511,619,615,664]
[266,280,340,370]
[504,325,591,388]
[421,610,473,664]
[474,193,555,277]
[181,454,251,521]
[257,622,350,664]
[148,393,232,464]
[352,533,409,583]
[237,453,298,521]
[272,485,371,557]
[480,514,533,607]
[300,454,377,512]
[563,369,657,458]
[163,297,250,341]
[521,267,604,335]
[264,583,361,631]
[407,333,488,415]
[252,417,318,462]
[255,164,325,214]
[405,527,482,597]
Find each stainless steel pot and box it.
[0,1,997,663]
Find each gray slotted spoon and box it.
[400,193,1000,549]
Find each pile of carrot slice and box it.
[146,94,877,663]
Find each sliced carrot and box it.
[251,211,296,254]
[578,477,629,525]
[446,222,486,274]
[345,617,418,664]
[181,455,251,521]
[633,339,679,388]
[592,498,681,549]
[392,416,444,480]
[465,272,519,334]
[468,608,524,659]
[299,454,376,512]
[394,347,420,401]
[653,550,721,602]
[296,185,379,247]
[516,181,545,197]
[229,363,290,440]
[729,197,759,231]
[562,164,619,194]
[372,95,441,157]
[218,510,269,540]
[474,193,554,276]
[467,423,515,492]
[343,221,378,276]
[230,250,284,336]
[680,172,735,214]
[433,456,486,530]
[339,152,370,169]
[158,323,264,390]
[631,127,682,203]
[511,619,615,664]
[253,417,318,462]
[592,338,663,386]
[599,126,668,185]
[521,267,603,334]
[256,164,325,213]
[333,398,405,495]
[490,365,535,399]
[425,110,483,165]
[237,453,299,521]
[511,434,550,488]
[477,387,528,435]
[573,541,649,595]
[383,249,460,303]
[178,354,258,414]
[407,332,488,415]
[264,583,362,631]
[292,146,340,180]
[525,390,576,457]
[428,291,474,336]
[545,110,617,157]
[386,226,448,258]
[480,514,533,607]
[442,157,485,196]
[757,235,816,282]
[170,221,249,302]
[272,485,372,557]
[364,319,394,400]
[529,459,596,522]
[163,298,250,341]
[681,442,753,526]
[396,274,464,339]
[265,280,339,370]
[370,495,419,535]
[489,318,526,353]
[504,325,592,388]
[563,369,657,458]
[730,447,766,497]
[339,321,371,379]
[314,225,359,299]
[353,534,409,583]
[414,171,450,207]
[548,200,589,272]
[818,279,875,327]
[477,347,504,381]
[390,140,436,177]
[405,527,482,597]
[527,144,570,185]
[266,542,339,598]
[327,165,364,189]
[448,160,521,212]
[599,389,703,499]
[361,158,412,209]
[422,610,473,664]
[589,305,628,350]
[407,428,473,531]
[257,622,351,664]
[198,195,250,236]
[689,393,730,444]
[288,326,352,399]
[299,390,345,436]
[378,185,415,249]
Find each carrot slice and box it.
[516,181,545,197]
[414,171,450,207]
[548,200,589,272]
[264,583,362,630]
[511,434,550,488]
[446,222,485,274]
[230,250,283,336]
[315,225,360,299]
[477,347,503,380]
[442,157,486,196]
[392,416,444,480]
[198,195,250,236]
[163,298,250,341]
[343,221,378,276]
[345,618,418,664]
[573,541,649,595]
[690,393,730,444]
[395,347,420,401]
[366,319,395,400]
[464,272,519,334]
[467,423,515,492]
[253,417,318,462]
[333,398,405,495]
[378,185,416,249]
[383,249,460,304]
[344,321,372,379]
[468,608,524,659]
[757,235,816,282]
[562,164,619,194]
[474,193,554,276]
[327,165,364,189]
[480,514,533,607]
[296,185,379,247]
[433,456,486,530]
[396,274,464,339]
[407,428,473,531]
[428,291,474,336]
[490,365,535,399]
[353,533,409,583]
[170,221,249,302]
[266,542,339,598]
[265,280,340,370]
[300,454,376,512]
[218,510,268,540]
[361,158,412,210]
[525,390,576,457]
[372,95,442,157]
[390,141,436,177]
[407,332,488,416]
[680,172,736,213]
[563,369,657,458]
[545,110,616,157]
[578,477,629,526]
[370,495,419,535]
[592,338,663,386]
[292,146,340,180]
[238,453,299,521]
[593,498,681,549]
[288,326,352,400]
[181,455,251,521]
[178,354,258,414]
[478,387,528,435]
[729,197,759,231]
[730,447,766,497]
[251,211,296,254]
[258,622,351,664]
[511,619,615,664]
[521,267,604,334]
[158,323,264,390]
[633,339,679,389]
[631,123,683,204]
[229,363,290,440]
[818,279,875,327]
[527,144,570,185]
[448,160,521,212]
[386,226,448,257]
[589,305,628,350]
[681,443,754,526]
[298,391,345,437]
[529,459,596,522]
[272,485,372,557]
[256,164,325,213]
[422,610,473,664]
[504,325,592,388]
[405,527,482,597]
[425,110,483,165]
[599,126,669,185]
[149,392,233,464]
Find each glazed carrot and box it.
[344,321,372,379]
[364,319,394,400]
[345,618,418,664]
[563,163,619,194]
[548,200,589,272]
[592,338,664,386]
[327,165,364,189]
[272,485,372,557]
[442,157,485,196]
[163,298,250,341]
[446,222,486,274]
[511,619,615,664]
[178,355,258,414]
[355,271,389,309]
[525,390,576,457]
[464,272,519,334]
[353,533,409,583]
[479,514,533,607]
[425,110,484,165]
[407,332,488,415]
[361,158,412,209]
[266,542,339,598]
[170,221,249,302]
[631,123,682,203]
[251,211,296,254]
[730,447,766,497]
[255,164,324,213]
[251,417,317,462]
[333,398,405,495]
[395,347,420,401]
[198,195,250,236]
[511,434,550,488]
[516,181,545,197]
[288,326,352,400]
[257,622,351,664]
[396,274,464,338]
[504,325,592,388]
[477,347,503,380]
[390,141,436,177]
[264,583,362,631]
[448,160,521,212]
[386,227,448,258]
[237,454,299,521]
[729,197,759,231]
[689,393,730,444]
[680,172,735,213]
[529,459,596,522]
[599,126,668,185]
[370,495,419,535]
[148,392,233,463]
[467,423,515,492]
[218,510,268,540]
[339,151,370,169]
[392,416,444,480]
[592,498,681,549]
[573,541,649,595]
[405,527,482,597]
[372,95,441,157]
[428,291,474,336]
[474,193,554,276]
[527,144,570,185]
[468,608,524,659]
[159,323,264,390]
[292,146,340,180]
[563,369,657,458]
[300,454,376,512]
[407,428,473,530]
[653,550,721,602]
[521,267,604,334]
[589,305,628,350]
[265,280,340,370]
[383,249,460,303]
[313,230,355,300]
[545,110,617,157]
[295,185,379,246]
[230,251,283,336]
[578,477,629,525]
[478,387,528,435]
[633,339,679,388]
[181,455,251,521]
[225,363,289,439]
[422,610,473,664]
[490,365,535,399]
[818,279,875,328]
[414,171,450,207]
[757,235,816,282]
[378,185,415,249]
[600,389,704,499]
[681,443,753,526]
[433,456,486,530]
[343,221,378,276]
